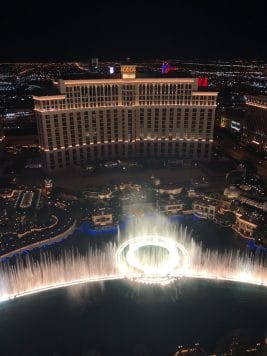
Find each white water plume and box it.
[0,214,266,303]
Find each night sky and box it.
[0,0,266,61]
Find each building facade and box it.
[219,95,267,153]
[91,210,113,228]
[244,95,267,152]
[232,214,258,239]
[34,66,218,171]
[158,199,185,216]
[192,198,218,220]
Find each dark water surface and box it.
[0,220,266,355]
[0,279,266,356]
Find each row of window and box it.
[66,83,193,94]
[45,142,211,170]
[38,97,216,110]
[35,82,216,110]
[40,108,214,148]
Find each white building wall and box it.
[34,77,217,171]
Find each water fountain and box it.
[0,214,266,303]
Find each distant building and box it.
[158,198,185,215]
[219,95,267,153]
[34,65,217,172]
[233,213,259,239]
[244,95,267,152]
[91,208,113,227]
[192,198,218,220]
[246,95,267,110]
[237,195,267,212]
[2,109,35,135]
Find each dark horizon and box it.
[1,0,267,62]
[0,56,266,64]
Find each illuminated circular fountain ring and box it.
[116,235,190,285]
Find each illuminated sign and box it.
[121,65,136,79]
[198,77,208,87]
[231,120,241,132]
[121,66,136,74]
[109,66,114,74]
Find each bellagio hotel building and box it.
[34,66,217,172]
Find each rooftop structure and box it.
[246,95,267,110]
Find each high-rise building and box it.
[33,65,218,172]
[244,95,267,151]
[219,95,267,153]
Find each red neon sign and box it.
[198,77,208,87]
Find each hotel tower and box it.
[34,65,217,172]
